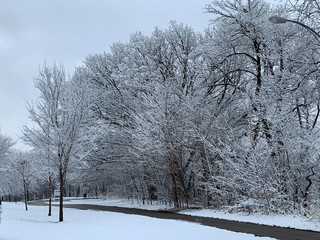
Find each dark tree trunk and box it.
[23,180,28,211]
[303,168,315,209]
[48,175,52,216]
[171,172,180,208]
[59,167,64,222]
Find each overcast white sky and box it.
[0,0,213,149]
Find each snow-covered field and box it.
[66,197,320,231]
[0,202,275,240]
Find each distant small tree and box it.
[10,151,35,211]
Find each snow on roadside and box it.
[0,202,275,240]
[181,209,320,232]
[66,197,320,232]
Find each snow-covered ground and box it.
[0,202,275,240]
[182,209,320,232]
[65,197,320,232]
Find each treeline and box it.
[2,0,320,219]
[78,0,320,216]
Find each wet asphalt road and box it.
[62,204,320,240]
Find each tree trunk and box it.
[23,180,28,211]
[169,154,180,208]
[199,141,212,207]
[59,167,64,222]
[48,174,52,216]
[171,172,180,207]
[303,168,315,209]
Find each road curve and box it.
[63,204,320,240]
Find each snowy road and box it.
[64,204,320,240]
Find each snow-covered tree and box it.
[0,130,15,222]
[23,63,93,222]
[9,151,36,211]
[0,130,15,196]
[202,0,320,214]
